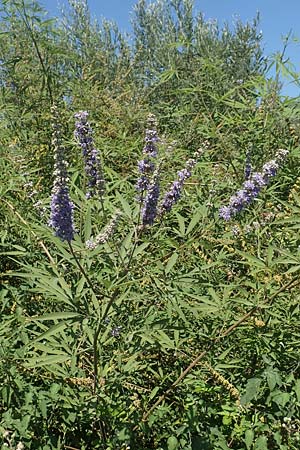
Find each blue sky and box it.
[41,0,300,97]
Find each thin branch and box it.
[2,198,55,266]
[18,0,53,103]
[68,242,110,300]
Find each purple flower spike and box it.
[50,186,75,242]
[143,113,159,157]
[219,149,289,221]
[142,174,160,226]
[49,105,75,242]
[219,206,232,221]
[159,180,182,214]
[159,146,206,217]
[136,114,159,204]
[74,111,105,199]
[262,160,278,178]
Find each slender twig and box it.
[142,276,300,421]
[125,202,144,269]
[68,242,110,300]
[92,287,120,392]
[2,198,55,266]
[111,240,126,270]
[18,1,53,103]
[68,242,112,394]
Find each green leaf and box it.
[29,312,82,321]
[23,354,71,368]
[31,321,69,344]
[156,330,174,349]
[175,213,185,236]
[116,192,132,218]
[167,436,179,450]
[38,397,47,418]
[266,369,281,391]
[294,379,300,402]
[30,343,68,354]
[133,242,150,257]
[272,391,290,407]
[241,378,262,405]
[254,436,268,450]
[158,68,177,84]
[120,230,134,259]
[236,251,266,269]
[186,210,203,235]
[244,429,254,450]
[149,386,160,401]
[165,252,179,274]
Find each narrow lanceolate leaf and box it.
[236,251,266,268]
[133,242,150,257]
[23,354,71,368]
[165,252,179,274]
[186,211,203,235]
[30,321,69,344]
[116,192,132,218]
[29,312,83,321]
[175,213,186,237]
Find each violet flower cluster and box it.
[219,149,289,221]
[136,113,159,198]
[135,114,161,226]
[141,169,160,226]
[86,210,121,250]
[158,146,206,217]
[74,111,105,199]
[136,116,207,226]
[49,105,75,242]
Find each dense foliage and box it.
[1,0,300,449]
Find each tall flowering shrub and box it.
[49,105,75,242]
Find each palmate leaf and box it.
[119,229,134,259]
[29,321,69,345]
[27,314,83,353]
[9,263,76,307]
[155,329,175,350]
[166,296,189,324]
[31,342,70,354]
[184,293,220,315]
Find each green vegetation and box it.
[1,0,300,448]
